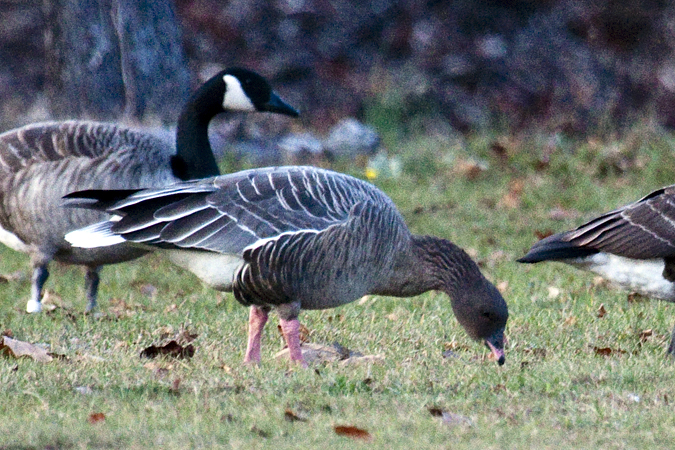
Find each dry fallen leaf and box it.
[0,336,53,363]
[593,346,627,357]
[627,293,649,303]
[639,329,653,342]
[563,316,577,326]
[170,378,181,393]
[250,425,270,438]
[284,409,308,423]
[88,412,106,424]
[334,425,372,441]
[498,179,525,209]
[597,304,607,318]
[534,229,554,240]
[139,340,195,359]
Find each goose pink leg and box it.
[244,306,269,364]
[279,317,307,367]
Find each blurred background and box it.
[1,0,674,165]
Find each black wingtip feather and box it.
[62,189,142,211]
[517,234,599,263]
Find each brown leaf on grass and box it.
[490,142,508,164]
[334,425,372,441]
[597,304,607,318]
[2,329,13,338]
[139,340,195,359]
[454,158,487,180]
[639,329,653,342]
[250,425,270,438]
[498,179,524,209]
[627,293,649,303]
[284,409,308,423]
[534,229,554,240]
[170,378,181,393]
[88,412,105,424]
[563,315,577,326]
[593,346,627,357]
[0,336,53,363]
[428,406,444,417]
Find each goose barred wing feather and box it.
[0,121,170,171]
[521,185,675,262]
[88,166,398,256]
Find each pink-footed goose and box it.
[64,166,508,366]
[0,68,298,314]
[519,185,675,355]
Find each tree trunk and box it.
[45,0,190,122]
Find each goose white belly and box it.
[0,223,31,253]
[566,253,675,301]
[164,249,243,292]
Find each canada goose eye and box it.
[482,311,491,319]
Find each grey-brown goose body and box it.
[0,67,299,313]
[518,184,675,355]
[65,166,508,366]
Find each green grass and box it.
[3,127,675,448]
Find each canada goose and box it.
[64,166,509,366]
[0,68,298,314]
[518,185,675,355]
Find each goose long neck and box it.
[173,96,222,181]
[372,235,473,297]
[410,235,484,297]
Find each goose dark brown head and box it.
[416,236,509,365]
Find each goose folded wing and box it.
[563,186,675,259]
[68,167,368,255]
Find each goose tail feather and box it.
[65,219,126,249]
[518,233,598,263]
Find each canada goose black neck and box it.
[172,75,225,181]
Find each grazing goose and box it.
[64,166,509,366]
[518,185,675,355]
[0,68,298,314]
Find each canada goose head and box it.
[174,68,299,181]
[220,67,299,117]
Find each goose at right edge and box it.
[518,185,675,356]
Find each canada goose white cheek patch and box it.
[222,75,256,111]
